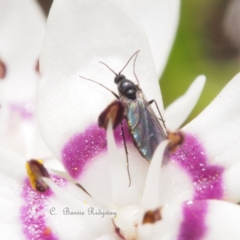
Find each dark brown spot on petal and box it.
[98,100,125,129]
[35,59,41,75]
[28,159,50,178]
[142,207,162,224]
[35,179,49,192]
[167,130,185,153]
[0,59,6,79]
[26,159,50,192]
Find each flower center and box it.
[113,205,145,240]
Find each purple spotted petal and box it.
[21,175,67,240]
[177,201,207,240]
[171,134,224,200]
[62,121,131,179]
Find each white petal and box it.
[44,157,65,171]
[140,140,168,209]
[177,200,240,240]
[138,202,182,240]
[39,0,163,158]
[165,75,206,130]
[204,200,240,240]
[138,200,240,240]
[107,121,130,203]
[0,0,45,102]
[38,0,159,202]
[184,73,240,202]
[0,148,26,239]
[79,135,149,206]
[94,233,122,240]
[0,223,25,240]
[0,0,49,159]
[158,161,194,206]
[123,0,180,77]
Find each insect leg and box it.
[98,102,131,186]
[148,99,167,129]
[120,121,131,187]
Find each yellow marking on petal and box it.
[26,162,37,191]
[84,201,87,204]
[25,159,47,191]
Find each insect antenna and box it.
[99,62,117,76]
[79,75,119,99]
[133,50,140,85]
[118,50,140,75]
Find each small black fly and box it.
[80,51,184,186]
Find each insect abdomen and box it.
[126,99,165,161]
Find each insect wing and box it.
[122,89,166,161]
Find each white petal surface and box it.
[158,161,194,206]
[0,0,45,103]
[0,0,48,158]
[184,73,240,202]
[123,0,180,77]
[0,148,25,240]
[94,234,122,240]
[204,200,240,240]
[140,140,168,209]
[165,75,206,130]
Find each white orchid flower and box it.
[0,0,53,160]
[2,0,240,239]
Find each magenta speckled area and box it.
[21,179,58,240]
[171,134,224,200]
[62,120,132,179]
[10,103,33,120]
[21,175,67,240]
[178,201,208,240]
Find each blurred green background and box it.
[161,0,239,123]
[38,0,240,124]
